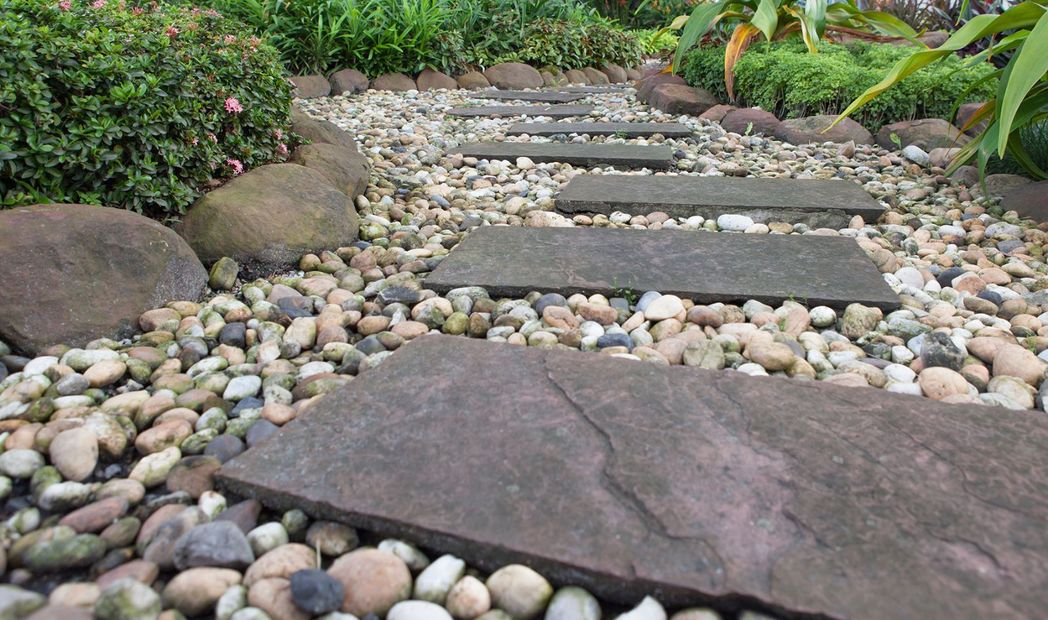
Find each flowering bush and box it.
[0,0,295,219]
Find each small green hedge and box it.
[0,0,294,219]
[680,41,997,133]
[499,18,643,70]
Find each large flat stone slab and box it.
[507,122,692,138]
[562,85,629,93]
[555,175,884,227]
[446,105,594,118]
[448,143,674,170]
[217,335,1048,619]
[425,227,899,310]
[473,90,588,103]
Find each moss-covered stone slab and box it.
[555,175,884,227]
[448,143,674,169]
[217,335,1048,619]
[425,226,899,310]
[445,105,595,118]
[506,122,692,138]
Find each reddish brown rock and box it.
[327,549,412,617]
[0,205,206,355]
[371,73,417,91]
[483,63,543,90]
[601,64,628,84]
[650,84,718,116]
[329,68,369,95]
[774,115,873,145]
[564,69,589,85]
[290,75,331,99]
[699,104,736,122]
[875,118,970,151]
[456,71,490,90]
[58,497,128,534]
[218,336,1048,619]
[720,108,782,136]
[416,68,458,91]
[636,72,687,103]
[582,67,610,85]
[166,455,222,499]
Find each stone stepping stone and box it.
[506,122,692,138]
[449,143,674,170]
[217,335,1048,619]
[446,105,595,118]
[555,175,884,228]
[472,90,588,103]
[562,85,630,93]
[424,226,899,310]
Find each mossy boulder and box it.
[178,164,359,277]
[0,204,207,355]
[290,143,370,199]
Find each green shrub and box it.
[515,19,643,69]
[0,0,294,219]
[632,27,680,56]
[680,41,996,132]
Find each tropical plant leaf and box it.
[672,0,728,71]
[996,11,1048,155]
[725,23,761,99]
[751,0,779,41]
[805,0,827,38]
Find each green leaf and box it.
[996,11,1048,156]
[751,0,779,42]
[673,0,728,72]
[804,0,827,39]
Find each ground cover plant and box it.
[681,40,996,132]
[175,0,644,76]
[0,0,294,218]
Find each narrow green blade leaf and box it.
[996,11,1048,156]
[751,0,779,41]
[673,0,728,71]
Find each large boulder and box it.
[650,84,718,116]
[875,118,970,151]
[0,204,207,354]
[774,115,874,145]
[956,102,988,136]
[456,71,490,90]
[564,69,589,85]
[720,108,782,136]
[289,75,331,99]
[1002,180,1048,222]
[416,68,457,91]
[582,67,610,85]
[291,107,358,151]
[371,73,417,92]
[178,164,358,277]
[290,143,370,198]
[601,64,628,84]
[483,63,543,90]
[636,72,686,103]
[329,69,369,96]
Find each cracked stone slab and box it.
[446,105,595,118]
[448,143,674,170]
[555,175,885,228]
[217,335,1048,619]
[506,122,693,138]
[472,90,588,103]
[425,227,900,310]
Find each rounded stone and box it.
[163,567,243,617]
[289,569,344,615]
[484,564,553,620]
[544,586,600,620]
[446,575,491,619]
[327,548,412,617]
[388,600,454,620]
[93,578,162,620]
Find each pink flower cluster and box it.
[91,0,105,8]
[226,158,244,175]
[276,143,288,156]
[58,0,71,9]
[164,25,179,38]
[224,97,243,114]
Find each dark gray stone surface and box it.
[1002,180,1048,223]
[555,175,884,227]
[425,227,899,310]
[446,105,594,118]
[217,335,1048,619]
[562,85,629,93]
[473,90,588,103]
[507,122,692,138]
[449,143,674,170]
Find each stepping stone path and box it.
[449,143,674,170]
[472,90,588,103]
[425,226,900,309]
[562,85,630,93]
[506,122,692,138]
[555,175,884,228]
[218,335,1048,620]
[446,105,595,118]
